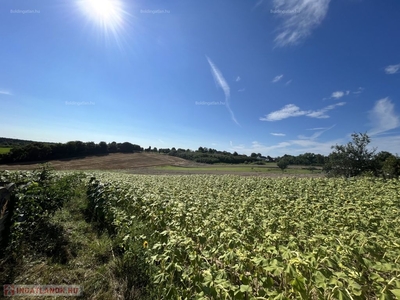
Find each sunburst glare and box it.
[77,0,130,48]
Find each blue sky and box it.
[1,0,399,156]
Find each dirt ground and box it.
[0,153,324,177]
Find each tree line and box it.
[0,133,399,178]
[0,141,143,163]
[275,133,399,178]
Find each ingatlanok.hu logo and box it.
[3,285,82,297]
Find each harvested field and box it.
[0,153,202,171]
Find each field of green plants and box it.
[86,172,400,299]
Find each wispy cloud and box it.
[271,132,286,136]
[353,87,364,95]
[253,0,265,10]
[238,88,245,92]
[272,0,331,47]
[306,102,346,119]
[260,102,345,121]
[0,89,12,96]
[298,124,335,140]
[285,80,292,85]
[307,127,331,131]
[384,63,400,74]
[158,139,165,143]
[368,97,399,136]
[272,74,283,83]
[236,76,241,82]
[324,89,355,100]
[206,56,240,126]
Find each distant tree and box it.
[373,151,394,174]
[251,153,257,158]
[119,142,135,153]
[99,141,108,153]
[85,142,96,155]
[277,158,289,172]
[108,142,118,153]
[382,155,399,179]
[233,151,238,156]
[324,132,376,177]
[153,147,158,153]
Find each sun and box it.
[78,0,124,28]
[77,0,131,47]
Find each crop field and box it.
[149,165,323,175]
[86,172,400,299]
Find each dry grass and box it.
[0,153,201,171]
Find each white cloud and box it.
[206,56,240,126]
[271,132,286,136]
[384,63,400,74]
[260,102,345,121]
[272,74,284,83]
[368,97,400,136]
[346,90,350,95]
[236,76,241,82]
[238,88,245,92]
[158,139,165,143]
[331,91,344,99]
[272,0,331,47]
[0,90,12,96]
[285,80,292,85]
[260,104,308,121]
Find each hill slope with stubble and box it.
[0,153,202,170]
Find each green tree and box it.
[99,141,108,153]
[277,158,289,172]
[382,155,399,179]
[324,133,376,177]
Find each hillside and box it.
[0,153,201,170]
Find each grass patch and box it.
[0,147,11,154]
